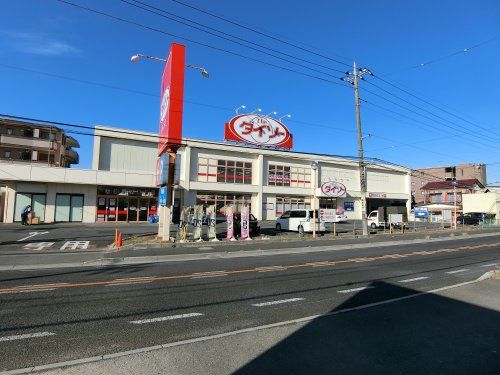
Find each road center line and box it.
[337,286,375,293]
[0,332,55,342]
[398,276,429,283]
[445,269,469,274]
[129,313,203,324]
[252,298,304,307]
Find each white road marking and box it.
[252,298,304,307]
[129,312,203,324]
[445,269,469,274]
[22,242,54,251]
[60,241,90,250]
[17,231,49,242]
[2,279,483,374]
[198,247,214,250]
[105,281,152,287]
[398,276,429,283]
[481,263,499,267]
[0,332,55,342]
[337,286,374,294]
[256,266,286,272]
[0,288,56,295]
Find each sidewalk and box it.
[1,228,499,271]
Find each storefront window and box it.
[275,196,311,216]
[96,186,157,222]
[196,192,252,213]
[14,193,46,222]
[269,165,310,187]
[199,157,252,184]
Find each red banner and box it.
[158,43,185,155]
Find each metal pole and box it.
[353,61,368,236]
[453,184,457,230]
[312,168,317,238]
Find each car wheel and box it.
[275,223,281,232]
[370,223,377,229]
[298,225,304,235]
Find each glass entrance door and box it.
[128,198,138,222]
[139,198,148,221]
[117,197,128,221]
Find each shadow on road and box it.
[235,280,500,375]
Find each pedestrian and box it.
[21,204,31,225]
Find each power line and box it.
[362,100,498,152]
[372,74,500,136]
[55,0,351,89]
[386,35,500,75]
[364,79,500,140]
[165,0,352,68]
[121,0,346,75]
[360,86,500,148]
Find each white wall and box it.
[98,137,157,173]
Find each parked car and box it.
[275,209,326,234]
[335,213,348,223]
[456,212,485,225]
[233,213,260,237]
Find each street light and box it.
[279,114,292,122]
[235,105,247,115]
[131,53,209,78]
[311,161,319,238]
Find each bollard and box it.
[115,228,118,247]
[116,232,123,248]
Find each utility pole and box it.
[342,62,372,236]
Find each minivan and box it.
[275,209,326,234]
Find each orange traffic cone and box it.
[116,232,123,248]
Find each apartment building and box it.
[412,163,487,204]
[420,178,484,205]
[0,117,79,167]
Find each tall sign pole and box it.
[343,62,372,236]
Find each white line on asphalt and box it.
[398,276,429,283]
[251,298,304,307]
[256,266,286,273]
[17,231,49,242]
[1,279,483,375]
[129,313,204,324]
[105,281,153,287]
[337,286,375,294]
[198,247,214,250]
[445,269,469,274]
[0,332,55,342]
[0,288,56,295]
[191,274,226,279]
[480,263,499,267]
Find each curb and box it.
[2,231,500,271]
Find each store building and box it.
[0,124,411,223]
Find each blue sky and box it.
[1,0,499,182]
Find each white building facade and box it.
[0,126,411,223]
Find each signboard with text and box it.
[414,207,429,218]
[225,114,293,149]
[319,209,337,223]
[344,201,354,212]
[156,153,170,186]
[159,187,167,206]
[317,181,347,198]
[158,43,186,155]
[368,192,387,199]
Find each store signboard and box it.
[241,205,250,239]
[158,43,186,155]
[369,192,387,198]
[317,181,347,198]
[319,209,337,223]
[159,187,167,206]
[225,114,293,149]
[414,207,429,218]
[156,153,169,186]
[344,201,354,212]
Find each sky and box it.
[1,0,499,182]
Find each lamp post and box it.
[311,161,319,238]
[131,52,208,241]
[131,53,210,78]
[452,180,458,230]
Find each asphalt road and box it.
[0,234,499,373]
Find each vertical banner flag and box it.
[176,206,190,242]
[193,205,203,241]
[206,205,217,240]
[158,43,186,155]
[226,205,234,240]
[241,205,250,239]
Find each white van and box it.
[275,209,326,234]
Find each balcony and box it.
[66,149,79,164]
[0,134,56,150]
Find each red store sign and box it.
[225,114,293,149]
